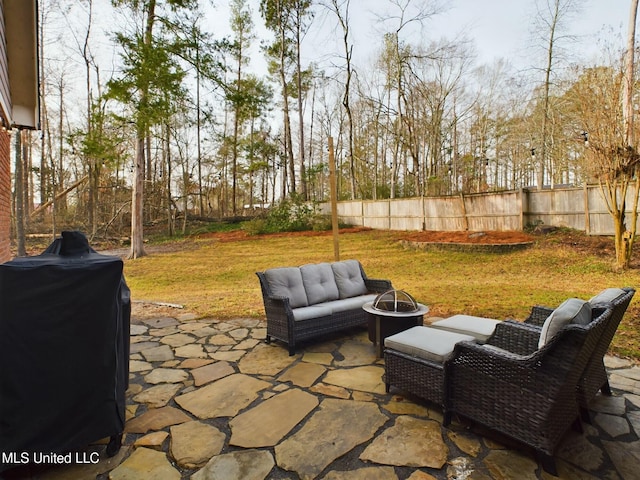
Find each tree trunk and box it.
[624,0,639,146]
[613,0,639,269]
[295,8,307,200]
[165,123,174,236]
[129,0,156,258]
[130,136,146,258]
[539,0,561,190]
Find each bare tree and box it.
[326,0,357,199]
[566,62,639,269]
[531,0,581,189]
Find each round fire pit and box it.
[363,290,429,357]
[371,289,420,313]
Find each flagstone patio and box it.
[4,306,640,479]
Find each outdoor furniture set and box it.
[256,263,634,474]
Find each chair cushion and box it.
[292,305,333,321]
[331,260,368,298]
[538,298,591,348]
[300,263,340,305]
[263,267,309,308]
[384,326,476,363]
[589,288,626,306]
[325,294,378,313]
[430,315,501,343]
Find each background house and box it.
[0,0,40,262]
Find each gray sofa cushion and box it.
[264,267,309,308]
[325,294,378,313]
[331,260,368,298]
[292,305,333,321]
[538,298,591,348]
[301,263,340,305]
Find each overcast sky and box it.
[199,0,633,75]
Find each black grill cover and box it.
[0,232,130,469]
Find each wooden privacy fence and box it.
[318,186,640,236]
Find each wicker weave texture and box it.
[384,349,445,406]
[446,305,613,459]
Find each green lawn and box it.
[123,229,640,361]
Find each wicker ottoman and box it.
[429,315,501,343]
[383,326,476,407]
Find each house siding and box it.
[0,0,9,262]
[0,1,10,124]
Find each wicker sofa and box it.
[256,260,392,355]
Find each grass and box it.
[122,228,640,362]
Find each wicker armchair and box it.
[523,287,635,419]
[444,304,613,475]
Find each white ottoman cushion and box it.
[430,315,501,343]
[384,326,476,363]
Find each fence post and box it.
[460,193,469,231]
[519,188,526,230]
[328,136,340,261]
[583,184,590,235]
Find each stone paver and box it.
[323,365,386,394]
[360,415,448,468]
[161,332,196,347]
[124,405,192,434]
[603,439,640,480]
[169,420,225,468]
[277,361,326,387]
[483,449,538,479]
[108,447,180,480]
[133,383,182,408]
[191,360,235,386]
[7,309,640,480]
[230,388,318,447]
[594,412,630,437]
[191,450,275,480]
[143,367,189,384]
[134,431,169,449]
[323,466,398,479]
[175,373,270,418]
[237,342,297,376]
[275,398,387,479]
[141,344,174,362]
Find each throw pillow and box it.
[538,298,591,348]
[589,288,626,306]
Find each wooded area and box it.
[9,0,640,266]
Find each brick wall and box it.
[0,128,11,262]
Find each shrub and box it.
[311,215,332,231]
[243,196,327,235]
[242,218,269,236]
